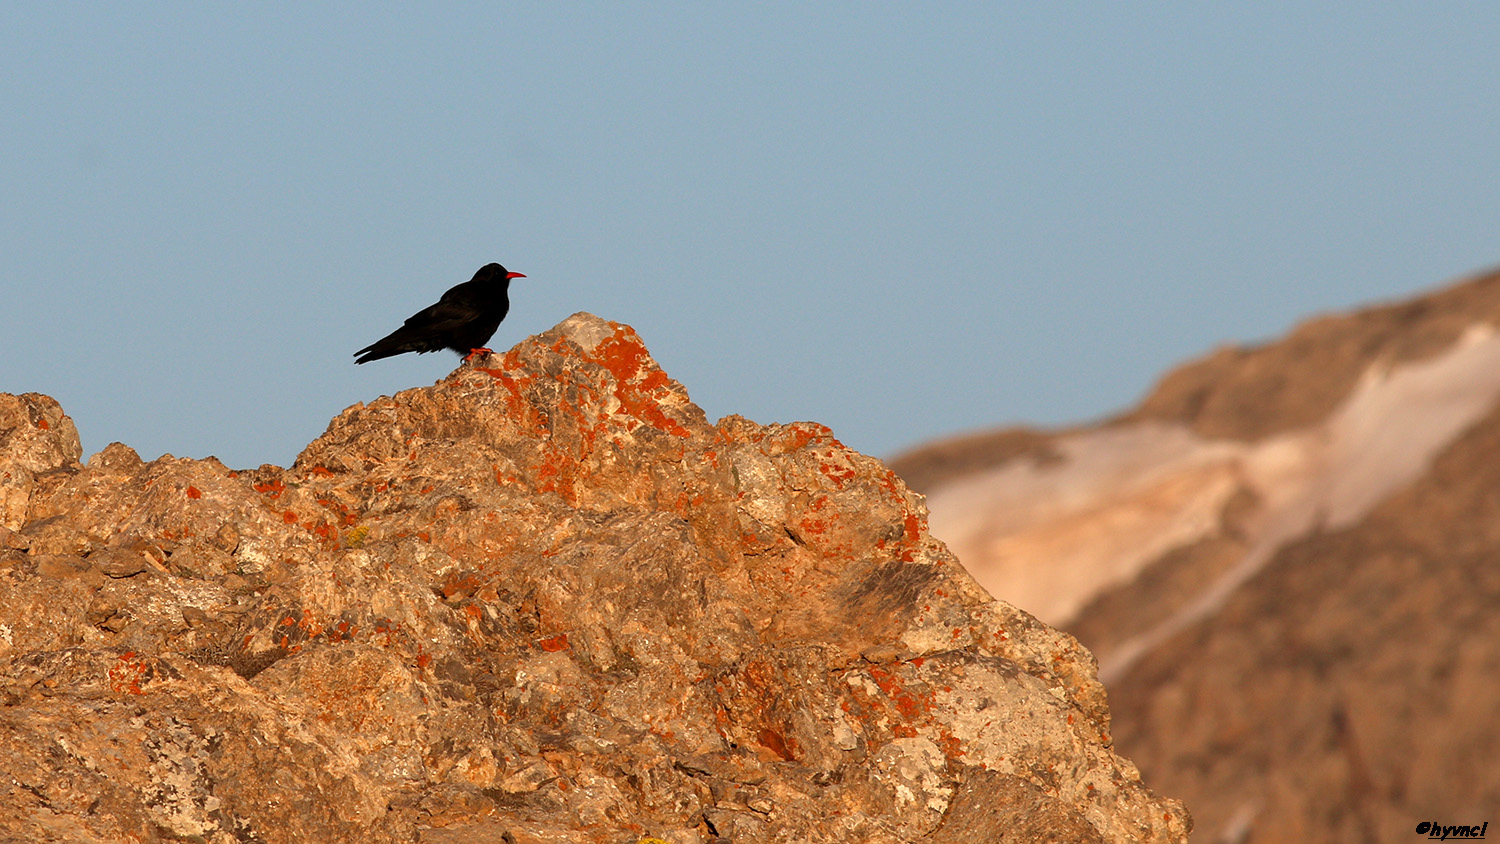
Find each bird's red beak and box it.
[507,272,526,279]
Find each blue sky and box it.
[5,4,1500,469]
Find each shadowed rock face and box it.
[0,314,1187,844]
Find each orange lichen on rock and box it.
[589,323,692,438]
[107,651,150,696]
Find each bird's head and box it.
[477,262,526,282]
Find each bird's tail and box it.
[354,348,394,364]
[353,338,409,364]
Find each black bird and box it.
[354,263,527,364]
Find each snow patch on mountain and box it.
[925,323,1500,681]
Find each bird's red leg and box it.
[463,347,494,362]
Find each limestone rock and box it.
[0,314,1187,843]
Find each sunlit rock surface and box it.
[0,314,1187,844]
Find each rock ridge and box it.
[0,313,1187,843]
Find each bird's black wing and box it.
[353,298,484,363]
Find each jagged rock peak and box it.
[0,313,1188,843]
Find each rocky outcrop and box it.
[0,314,1187,843]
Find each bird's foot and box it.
[463,347,494,363]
